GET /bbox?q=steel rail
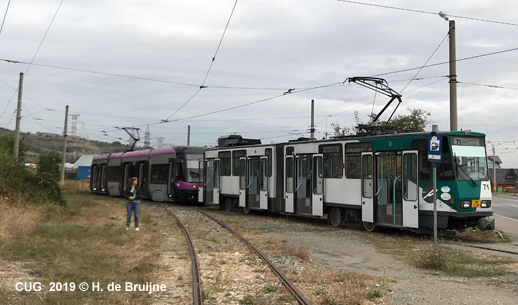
[163,206,203,305]
[197,209,312,305]
[462,244,518,256]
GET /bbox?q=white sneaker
[135,227,139,231]
[126,227,129,231]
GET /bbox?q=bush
[0,151,65,206]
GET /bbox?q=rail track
[163,206,203,305]
[164,205,312,305]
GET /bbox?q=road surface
[491,194,518,242]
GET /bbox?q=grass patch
[0,190,162,304]
[413,246,513,277]
[455,227,506,243]
[263,283,279,293]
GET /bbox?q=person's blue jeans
[126,201,140,228]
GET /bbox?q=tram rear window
[108,166,121,182]
[412,139,454,181]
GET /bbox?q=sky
[1,0,518,165]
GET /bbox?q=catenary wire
[336,0,518,27]
[0,0,11,36]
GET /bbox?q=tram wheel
[329,208,342,227]
[242,206,250,214]
[363,221,376,232]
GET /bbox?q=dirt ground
[202,208,518,305]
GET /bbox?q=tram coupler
[477,217,495,231]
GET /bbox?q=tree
[368,108,431,133]
[330,123,354,137]
[0,133,30,161]
[37,151,62,182]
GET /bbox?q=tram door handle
[414,205,417,209]
[362,201,365,205]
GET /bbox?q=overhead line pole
[60,105,69,185]
[188,125,191,146]
[449,20,458,131]
[310,99,315,139]
[13,72,23,161]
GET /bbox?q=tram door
[123,163,133,193]
[197,159,204,203]
[285,155,295,213]
[205,159,214,204]
[375,152,403,226]
[169,159,176,201]
[312,154,324,216]
[239,157,247,207]
[260,157,268,210]
[361,152,374,223]
[138,161,148,198]
[213,159,220,205]
[296,155,312,215]
[402,151,419,228]
[100,164,107,193]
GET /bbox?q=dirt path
[206,209,518,305]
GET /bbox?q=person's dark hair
[129,177,138,185]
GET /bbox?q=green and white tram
[199,131,494,232]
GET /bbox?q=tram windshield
[451,137,488,182]
[186,154,203,182]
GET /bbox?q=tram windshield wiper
[454,155,477,186]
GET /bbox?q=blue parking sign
[427,136,442,162]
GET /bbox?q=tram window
[150,164,168,184]
[286,157,294,193]
[345,143,372,179]
[232,150,246,176]
[219,151,231,176]
[265,148,273,177]
[286,147,294,155]
[108,166,121,182]
[320,144,343,178]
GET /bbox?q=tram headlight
[460,201,471,208]
[481,200,491,208]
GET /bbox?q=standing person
[124,177,142,231]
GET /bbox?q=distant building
[488,168,518,190]
[487,155,502,169]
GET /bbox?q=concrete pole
[433,162,438,253]
[491,144,498,193]
[310,99,315,139]
[187,125,191,146]
[13,73,24,161]
[449,20,458,131]
[60,105,69,185]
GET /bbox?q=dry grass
[261,239,310,260]
[0,200,40,243]
[288,263,394,305]
[61,180,90,192]
[0,191,163,305]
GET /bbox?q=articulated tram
[199,132,494,232]
[90,146,206,203]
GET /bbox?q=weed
[263,283,279,293]
[366,289,382,299]
[239,296,254,305]
[278,294,296,302]
[177,275,183,281]
[413,246,513,277]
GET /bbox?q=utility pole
[13,73,24,161]
[60,105,69,185]
[487,141,498,192]
[187,125,191,146]
[449,20,458,131]
[310,99,315,139]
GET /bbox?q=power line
[165,0,240,121]
[458,82,518,91]
[400,32,449,93]
[373,46,518,77]
[25,0,65,75]
[201,0,239,87]
[336,0,518,27]
[0,0,11,36]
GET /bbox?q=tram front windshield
[186,154,203,182]
[451,137,488,182]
